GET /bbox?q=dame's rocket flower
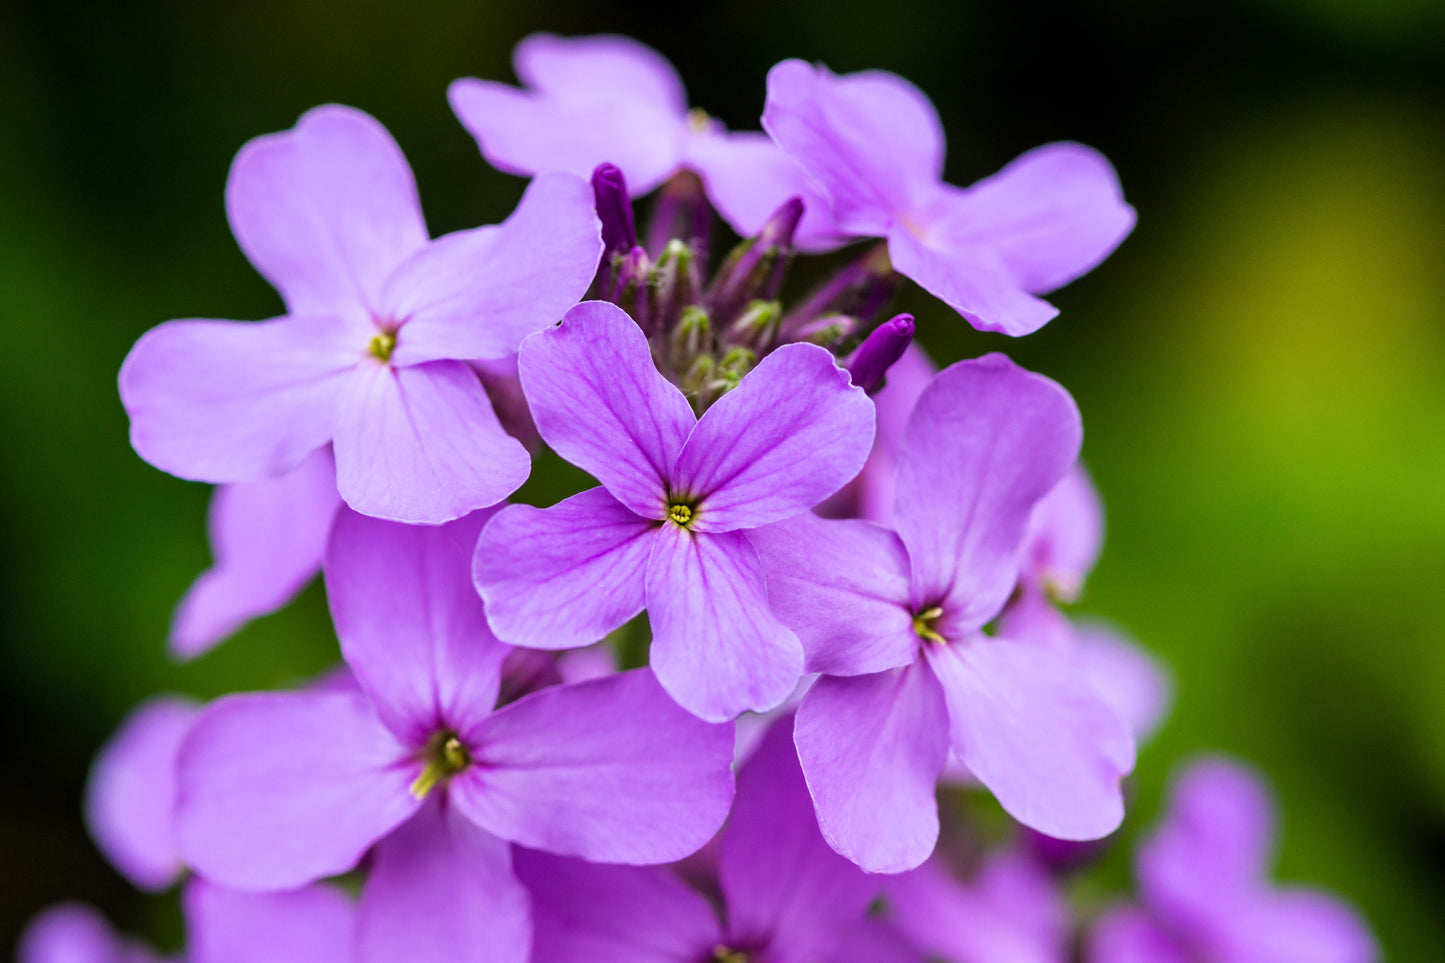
[762,60,1135,336]
[1089,757,1378,963]
[449,33,844,251]
[751,354,1135,871]
[19,881,354,963]
[168,447,340,658]
[516,714,920,963]
[84,695,199,891]
[473,300,874,722]
[174,510,733,963]
[884,851,1069,963]
[120,105,601,524]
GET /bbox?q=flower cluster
[24,33,1378,963]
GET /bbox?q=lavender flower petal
[120,314,364,483]
[474,488,657,650]
[226,105,428,323]
[518,301,694,517]
[175,691,419,889]
[325,509,509,746]
[672,343,874,533]
[452,669,734,863]
[795,664,950,873]
[356,800,530,963]
[924,636,1134,841]
[645,527,804,722]
[750,513,916,677]
[170,448,339,658]
[332,360,529,523]
[184,879,355,963]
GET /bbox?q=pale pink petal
[18,904,159,963]
[925,637,1134,841]
[894,354,1081,630]
[1021,462,1104,601]
[174,691,419,890]
[383,173,601,365]
[750,513,917,677]
[1087,906,1190,963]
[226,105,428,322]
[184,879,355,963]
[1225,889,1379,963]
[473,488,658,650]
[120,315,363,483]
[763,60,944,235]
[452,669,734,863]
[325,509,508,745]
[515,33,688,114]
[831,341,935,525]
[824,919,924,963]
[515,849,723,963]
[795,664,949,873]
[332,360,529,523]
[84,696,199,891]
[1076,620,1173,744]
[170,447,339,658]
[357,800,530,963]
[518,300,694,516]
[646,527,804,722]
[672,343,874,533]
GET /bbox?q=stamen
[687,107,712,132]
[408,733,471,799]
[711,946,749,963]
[911,606,946,644]
[668,503,694,527]
[368,331,396,363]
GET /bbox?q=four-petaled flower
[473,300,875,722]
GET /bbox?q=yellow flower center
[911,606,946,644]
[409,732,471,799]
[368,330,396,363]
[668,503,694,527]
[711,947,749,963]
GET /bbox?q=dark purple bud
[846,314,914,394]
[591,163,636,262]
[780,241,897,339]
[646,170,713,261]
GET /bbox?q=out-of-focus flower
[517,713,921,963]
[174,510,733,963]
[753,354,1134,871]
[120,106,601,523]
[1089,757,1378,963]
[449,34,845,250]
[763,60,1134,335]
[474,300,873,722]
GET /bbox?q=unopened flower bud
[646,170,712,259]
[792,313,857,350]
[708,198,802,325]
[727,299,782,352]
[669,305,713,372]
[846,314,914,394]
[652,238,701,334]
[780,242,897,339]
[611,246,652,333]
[591,163,637,268]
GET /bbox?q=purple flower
[120,105,602,523]
[1002,465,1173,743]
[763,60,1136,335]
[751,354,1135,871]
[448,34,845,251]
[169,447,340,658]
[1089,757,1378,963]
[885,851,1069,963]
[84,695,199,890]
[472,300,875,722]
[174,508,733,963]
[19,882,354,963]
[514,713,921,963]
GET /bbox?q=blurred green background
[2,0,1443,957]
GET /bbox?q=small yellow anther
[912,606,946,644]
[668,503,694,527]
[368,331,396,363]
[409,732,471,799]
[687,108,712,133]
[711,946,749,963]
